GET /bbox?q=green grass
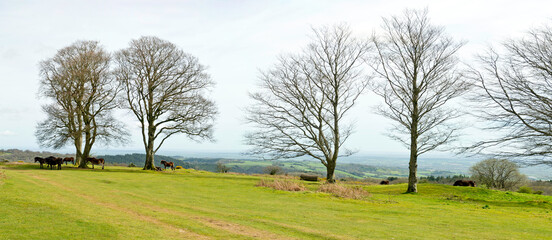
[0,163,551,239]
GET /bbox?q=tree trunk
[407,149,418,193]
[74,149,82,166]
[74,136,89,168]
[80,144,92,168]
[143,123,156,170]
[407,74,419,193]
[144,146,155,170]
[326,161,336,183]
[78,154,88,168]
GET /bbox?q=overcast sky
[1,0,551,156]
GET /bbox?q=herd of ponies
[32,156,176,171]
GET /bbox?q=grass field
[0,163,551,240]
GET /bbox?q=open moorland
[1,163,551,240]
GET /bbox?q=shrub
[470,158,527,190]
[534,190,544,195]
[216,162,231,173]
[263,165,282,175]
[318,183,370,200]
[256,179,306,192]
[128,163,136,167]
[175,166,183,169]
[517,186,533,194]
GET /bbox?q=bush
[128,163,136,167]
[216,162,231,173]
[175,166,183,169]
[256,179,306,192]
[470,158,527,190]
[517,186,533,194]
[534,190,544,195]
[318,183,370,200]
[263,165,282,175]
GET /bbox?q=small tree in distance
[115,36,217,170]
[264,165,282,175]
[470,158,527,190]
[216,162,231,173]
[246,24,371,183]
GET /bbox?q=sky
[1,0,551,156]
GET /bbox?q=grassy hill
[1,162,551,239]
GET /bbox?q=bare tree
[470,158,527,190]
[36,41,127,168]
[246,25,370,183]
[115,36,217,170]
[371,9,469,192]
[467,25,552,167]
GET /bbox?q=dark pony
[34,157,46,169]
[62,157,74,165]
[453,180,476,187]
[380,180,390,185]
[86,157,105,169]
[44,156,62,170]
[160,160,175,170]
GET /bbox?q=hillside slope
[0,163,551,239]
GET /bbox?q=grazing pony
[34,157,46,169]
[380,180,390,185]
[62,157,74,165]
[44,156,62,170]
[453,180,476,187]
[86,157,105,169]
[160,160,175,170]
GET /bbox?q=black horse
[34,157,46,169]
[453,180,476,187]
[44,156,62,170]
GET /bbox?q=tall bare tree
[467,25,552,167]
[115,36,217,170]
[371,9,469,193]
[36,41,127,167]
[246,25,370,183]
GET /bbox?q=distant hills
[3,148,549,179]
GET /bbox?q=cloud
[0,130,16,136]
